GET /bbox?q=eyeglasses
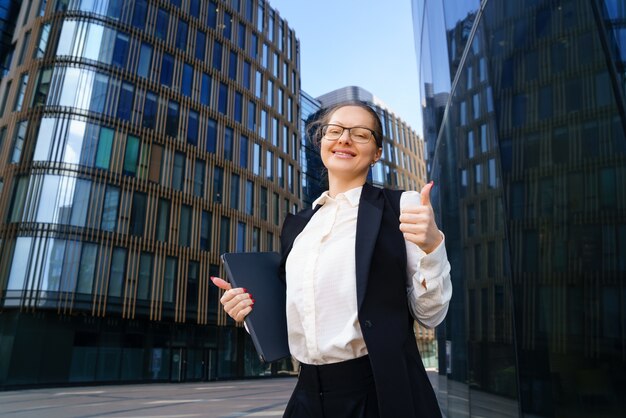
[321,124,376,144]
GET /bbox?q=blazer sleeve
[401,191,453,328]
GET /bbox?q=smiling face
[320,105,383,193]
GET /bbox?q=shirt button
[364,320,373,328]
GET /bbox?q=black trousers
[283,356,380,418]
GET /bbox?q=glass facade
[414,0,626,416]
[0,0,301,388]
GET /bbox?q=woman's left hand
[399,181,443,254]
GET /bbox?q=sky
[267,0,422,131]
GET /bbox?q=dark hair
[310,101,383,148]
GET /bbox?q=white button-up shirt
[285,186,452,365]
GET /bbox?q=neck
[328,173,367,197]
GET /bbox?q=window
[238,22,246,49]
[156,199,170,242]
[245,180,254,215]
[278,157,284,187]
[206,117,217,153]
[166,100,179,137]
[224,12,233,40]
[253,143,261,175]
[137,252,152,300]
[149,144,162,183]
[201,73,212,106]
[266,79,273,107]
[218,82,228,114]
[230,173,240,210]
[252,227,260,251]
[132,0,147,29]
[0,81,11,116]
[182,63,193,97]
[123,135,140,176]
[248,100,256,131]
[89,73,107,114]
[13,73,29,112]
[108,247,127,297]
[273,192,279,225]
[189,0,200,17]
[243,60,251,89]
[263,43,269,68]
[260,110,267,139]
[164,257,176,303]
[219,216,230,254]
[195,29,206,61]
[213,166,223,203]
[160,53,174,86]
[155,8,169,40]
[234,92,242,123]
[213,40,222,70]
[250,33,258,59]
[172,152,185,191]
[194,159,204,197]
[260,186,268,220]
[95,127,113,169]
[179,205,191,247]
[239,135,248,168]
[176,19,188,50]
[224,127,234,160]
[10,120,28,163]
[112,32,130,68]
[18,31,31,66]
[34,23,50,58]
[255,70,262,98]
[272,117,279,147]
[101,186,120,232]
[267,232,274,251]
[187,110,199,146]
[207,1,217,28]
[143,91,157,129]
[201,210,212,251]
[117,82,134,121]
[137,43,152,78]
[266,150,274,180]
[229,50,238,80]
[236,222,246,252]
[129,192,146,236]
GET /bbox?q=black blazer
[279,183,443,418]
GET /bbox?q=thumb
[420,181,434,206]
[210,276,232,290]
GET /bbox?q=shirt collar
[313,185,363,209]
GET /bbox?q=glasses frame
[321,124,376,144]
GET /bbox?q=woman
[212,101,452,417]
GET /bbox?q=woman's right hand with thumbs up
[210,276,254,322]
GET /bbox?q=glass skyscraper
[414,0,626,417]
[0,0,301,387]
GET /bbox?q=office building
[414,0,626,417]
[0,0,301,387]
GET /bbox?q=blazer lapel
[355,183,384,310]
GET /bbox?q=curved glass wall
[0,0,301,387]
[415,0,626,417]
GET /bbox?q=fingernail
[242,288,248,293]
[430,180,434,186]
[210,276,216,282]
[251,299,256,304]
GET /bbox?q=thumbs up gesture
[399,181,443,254]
